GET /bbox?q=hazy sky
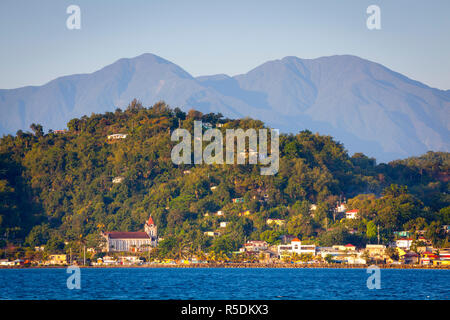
[1,0,449,90]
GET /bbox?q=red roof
[345,244,355,247]
[104,232,150,239]
[346,209,359,213]
[147,216,154,225]
[291,238,301,242]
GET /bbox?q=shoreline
[1,263,449,270]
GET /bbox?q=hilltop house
[107,133,128,140]
[335,203,347,213]
[102,216,157,252]
[239,210,251,217]
[112,176,124,184]
[232,197,244,203]
[204,231,220,237]
[345,209,359,219]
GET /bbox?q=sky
[0,0,449,90]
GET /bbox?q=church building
[102,216,158,252]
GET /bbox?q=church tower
[144,215,157,240]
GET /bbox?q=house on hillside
[219,221,229,228]
[345,209,359,219]
[266,219,286,227]
[232,198,244,203]
[204,231,220,237]
[112,176,124,184]
[239,210,251,217]
[396,238,413,250]
[107,133,128,140]
[335,203,347,213]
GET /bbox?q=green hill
[0,100,448,259]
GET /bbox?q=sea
[0,268,448,300]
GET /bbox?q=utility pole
[377,225,380,245]
[83,245,86,266]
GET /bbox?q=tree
[30,123,44,137]
[324,254,334,264]
[25,224,51,247]
[366,221,377,242]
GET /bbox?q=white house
[112,176,124,184]
[277,238,316,256]
[396,238,414,250]
[241,240,268,253]
[107,133,128,140]
[336,203,347,213]
[204,231,220,237]
[345,209,359,219]
[219,221,229,228]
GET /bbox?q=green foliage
[0,100,448,255]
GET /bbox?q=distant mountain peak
[1,53,449,162]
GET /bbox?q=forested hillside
[0,100,448,258]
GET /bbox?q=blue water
[0,268,448,300]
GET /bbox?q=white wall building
[241,240,268,252]
[277,238,316,256]
[396,238,414,250]
[107,133,128,140]
[345,209,359,219]
[102,216,157,252]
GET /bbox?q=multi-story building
[278,238,316,258]
[241,240,268,253]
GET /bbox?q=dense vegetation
[0,100,448,260]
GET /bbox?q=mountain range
[1,53,449,162]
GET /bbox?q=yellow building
[47,254,68,265]
[433,259,450,266]
[266,219,286,227]
[239,210,251,217]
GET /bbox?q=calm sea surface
[0,268,448,300]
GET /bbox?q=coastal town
[1,106,448,271]
[1,204,449,268]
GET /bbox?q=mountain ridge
[1,53,449,163]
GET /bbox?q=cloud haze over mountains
[0,53,449,162]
